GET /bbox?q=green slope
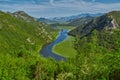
[0,10,54,54]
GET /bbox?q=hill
[0,10,61,80]
[68,11,120,80]
[69,11,120,38]
[0,10,54,54]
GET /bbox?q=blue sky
[0,0,120,18]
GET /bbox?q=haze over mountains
[38,13,103,24]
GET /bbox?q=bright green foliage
[74,28,120,80]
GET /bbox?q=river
[40,29,69,61]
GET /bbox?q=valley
[0,9,120,80]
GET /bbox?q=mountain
[50,13,103,23]
[37,13,103,24]
[12,11,37,22]
[12,11,54,32]
[67,16,93,27]
[69,11,120,38]
[38,18,57,24]
[0,10,54,54]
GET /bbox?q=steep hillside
[69,11,120,38]
[69,11,120,53]
[0,10,54,54]
[12,11,54,32]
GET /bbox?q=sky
[0,0,120,18]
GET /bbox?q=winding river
[40,29,69,61]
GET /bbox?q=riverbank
[40,29,68,61]
[53,36,77,58]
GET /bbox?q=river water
[40,29,69,61]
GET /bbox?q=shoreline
[40,29,68,61]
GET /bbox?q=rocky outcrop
[105,15,119,30]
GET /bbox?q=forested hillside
[68,11,120,80]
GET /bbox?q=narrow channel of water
[40,29,69,61]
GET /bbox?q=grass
[53,36,77,58]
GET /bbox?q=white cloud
[0,0,120,17]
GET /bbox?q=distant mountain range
[38,13,104,24]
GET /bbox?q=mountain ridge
[51,13,103,22]
[69,11,120,38]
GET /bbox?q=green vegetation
[0,10,54,54]
[0,10,120,80]
[73,28,120,80]
[68,11,120,80]
[53,37,77,57]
